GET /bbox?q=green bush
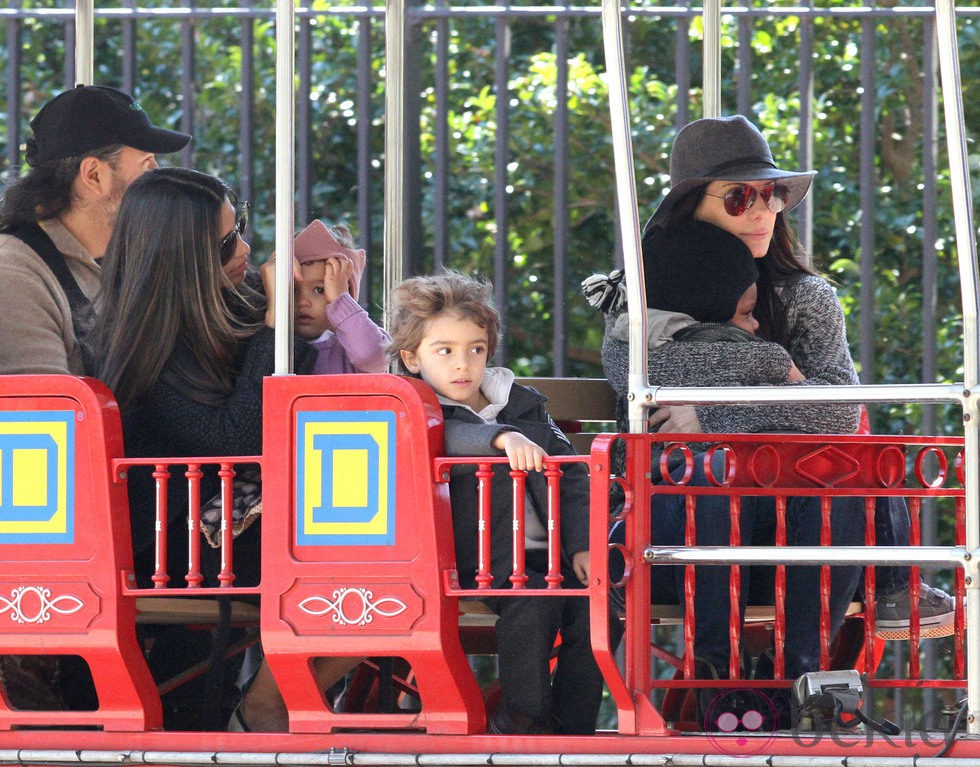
[0,1,975,436]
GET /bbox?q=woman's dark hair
[0,145,124,229]
[91,167,262,409]
[642,184,819,348]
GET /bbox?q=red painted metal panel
[0,375,161,731]
[259,373,485,734]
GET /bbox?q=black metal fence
[0,2,976,384]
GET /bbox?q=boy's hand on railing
[572,550,590,585]
[492,430,546,472]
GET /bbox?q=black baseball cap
[25,84,191,167]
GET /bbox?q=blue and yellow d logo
[296,411,395,546]
[0,411,75,544]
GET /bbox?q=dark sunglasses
[219,201,250,265]
[703,183,789,217]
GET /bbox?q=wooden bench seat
[518,377,617,454]
[648,601,865,625]
[135,596,261,625]
[460,598,864,627]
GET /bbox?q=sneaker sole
[875,615,957,641]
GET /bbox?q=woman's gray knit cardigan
[601,274,861,435]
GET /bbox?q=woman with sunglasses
[599,115,884,728]
[91,167,310,588]
[92,167,356,732]
[90,167,311,726]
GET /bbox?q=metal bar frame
[273,0,296,375]
[34,0,980,743]
[599,0,977,736]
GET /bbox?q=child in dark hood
[585,218,805,388]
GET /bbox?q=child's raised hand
[259,252,302,327]
[572,550,590,585]
[323,256,354,304]
[492,431,546,472]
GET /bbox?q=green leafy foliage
[0,2,974,424]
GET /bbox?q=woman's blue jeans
[650,454,866,678]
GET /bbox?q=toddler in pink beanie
[293,220,390,375]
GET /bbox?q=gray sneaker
[875,581,957,640]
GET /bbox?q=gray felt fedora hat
[645,114,816,229]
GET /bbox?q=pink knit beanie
[293,219,366,300]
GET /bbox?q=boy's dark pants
[481,556,622,734]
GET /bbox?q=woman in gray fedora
[597,114,954,727]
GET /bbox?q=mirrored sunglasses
[219,201,250,265]
[704,183,789,217]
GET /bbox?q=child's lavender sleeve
[326,293,392,373]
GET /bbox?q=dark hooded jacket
[440,380,590,589]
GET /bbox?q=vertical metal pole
[356,13,373,303]
[920,15,939,713]
[75,0,94,86]
[65,10,76,87]
[935,0,980,735]
[493,16,511,364]
[601,0,646,434]
[797,2,815,259]
[735,15,750,116]
[383,0,406,329]
[674,14,690,129]
[858,15,876,385]
[552,15,569,377]
[274,0,296,375]
[240,0,256,209]
[122,0,136,94]
[402,3,425,280]
[701,0,721,118]
[297,14,312,224]
[434,9,450,272]
[180,9,195,168]
[6,7,22,173]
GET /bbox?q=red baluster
[863,496,877,674]
[217,462,236,587]
[152,463,171,588]
[954,496,965,679]
[728,495,741,680]
[545,461,563,589]
[773,495,786,679]
[475,462,493,589]
[909,497,922,676]
[683,494,696,681]
[510,469,529,589]
[819,497,831,670]
[185,463,204,588]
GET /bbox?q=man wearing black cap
[0,84,191,375]
[0,85,190,712]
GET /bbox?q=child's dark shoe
[488,705,556,735]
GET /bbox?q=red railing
[112,455,263,596]
[590,432,966,732]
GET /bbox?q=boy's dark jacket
[440,382,590,589]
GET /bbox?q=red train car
[0,0,977,764]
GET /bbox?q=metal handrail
[273,0,296,376]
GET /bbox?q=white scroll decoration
[298,587,407,627]
[0,586,84,624]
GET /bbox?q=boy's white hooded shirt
[437,366,548,549]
